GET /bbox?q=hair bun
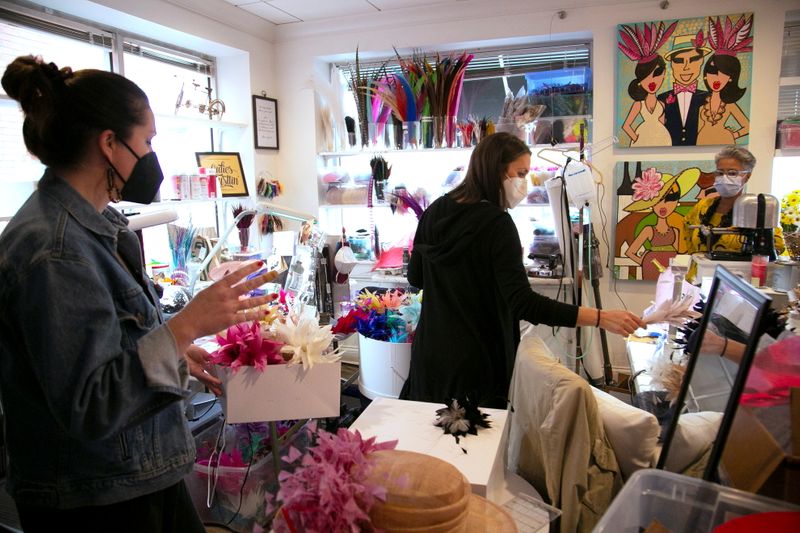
[43,61,73,87]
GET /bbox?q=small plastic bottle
[206,167,218,198]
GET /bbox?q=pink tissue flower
[211,321,284,372]
[666,93,676,104]
[632,167,663,201]
[270,424,397,532]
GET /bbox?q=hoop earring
[107,166,122,203]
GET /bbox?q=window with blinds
[778,20,800,121]
[0,3,217,219]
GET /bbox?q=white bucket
[357,334,412,399]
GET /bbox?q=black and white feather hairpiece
[434,397,491,453]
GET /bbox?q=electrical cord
[225,425,255,527]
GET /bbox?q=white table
[349,397,509,502]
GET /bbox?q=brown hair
[2,55,150,169]
[449,132,531,208]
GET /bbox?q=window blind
[337,42,591,83]
[778,21,800,120]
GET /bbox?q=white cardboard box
[349,397,509,502]
[215,362,341,423]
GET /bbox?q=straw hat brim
[465,494,518,533]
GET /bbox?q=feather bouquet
[348,48,388,148]
[370,155,391,201]
[232,204,255,252]
[268,422,398,533]
[422,51,474,147]
[333,289,422,343]
[497,86,546,139]
[167,223,196,276]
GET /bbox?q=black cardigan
[399,194,578,407]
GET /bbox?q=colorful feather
[707,14,753,56]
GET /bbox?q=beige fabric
[507,334,622,533]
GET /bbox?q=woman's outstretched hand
[168,261,279,353]
[185,344,223,396]
[599,309,646,336]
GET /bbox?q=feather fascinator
[707,14,753,56]
[434,397,491,453]
[618,20,678,63]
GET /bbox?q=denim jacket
[0,170,194,508]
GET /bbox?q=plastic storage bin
[779,120,800,149]
[593,469,800,533]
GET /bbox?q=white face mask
[714,175,745,198]
[503,176,527,208]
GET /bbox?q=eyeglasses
[714,169,750,178]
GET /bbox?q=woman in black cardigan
[400,133,644,408]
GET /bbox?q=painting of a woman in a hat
[622,166,701,279]
[696,14,753,145]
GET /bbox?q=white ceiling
[222,0,469,25]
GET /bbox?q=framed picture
[252,94,279,150]
[195,152,248,197]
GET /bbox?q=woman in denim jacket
[0,56,277,532]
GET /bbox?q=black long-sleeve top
[399,194,579,407]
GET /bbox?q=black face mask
[109,139,164,204]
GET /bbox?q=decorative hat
[707,14,753,57]
[664,32,712,60]
[624,167,701,212]
[334,243,357,284]
[365,450,518,532]
[618,20,678,63]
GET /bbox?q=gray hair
[715,145,756,171]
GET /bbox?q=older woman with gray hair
[683,145,784,255]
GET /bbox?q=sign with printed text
[195,152,248,197]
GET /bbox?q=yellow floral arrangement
[781,189,800,234]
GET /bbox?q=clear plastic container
[593,469,800,533]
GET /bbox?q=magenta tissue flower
[270,424,398,532]
[632,167,663,201]
[211,321,285,372]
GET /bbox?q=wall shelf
[318,142,582,159]
[154,113,248,131]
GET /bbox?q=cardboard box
[720,390,799,504]
[349,397,509,503]
[215,362,341,423]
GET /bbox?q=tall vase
[402,121,421,150]
[421,116,433,148]
[445,115,457,148]
[432,116,446,148]
[238,227,250,252]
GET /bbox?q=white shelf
[779,76,800,86]
[775,148,800,157]
[318,142,582,159]
[154,112,248,131]
[318,146,473,158]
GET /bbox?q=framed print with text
[252,95,279,149]
[195,152,248,197]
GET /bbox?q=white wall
[273,0,794,373]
